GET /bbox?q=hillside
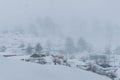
[0,56,111,80]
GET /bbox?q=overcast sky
[0,0,119,26]
[0,0,120,48]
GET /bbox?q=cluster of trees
[21,37,91,56]
[65,37,92,55]
[89,54,111,68]
[25,43,43,55]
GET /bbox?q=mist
[0,0,120,49]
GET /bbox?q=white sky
[0,0,119,25]
[0,0,120,48]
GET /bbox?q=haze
[0,0,120,49]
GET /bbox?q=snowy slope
[0,56,111,80]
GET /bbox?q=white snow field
[0,56,111,80]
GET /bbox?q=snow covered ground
[0,55,111,80]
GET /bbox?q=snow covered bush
[29,53,47,64]
[52,55,66,65]
[53,57,61,65]
[37,58,47,64]
[81,62,117,79]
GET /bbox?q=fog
[0,0,120,49]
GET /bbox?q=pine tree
[65,37,76,54]
[26,44,33,55]
[77,37,88,53]
[103,47,112,66]
[34,43,43,54]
